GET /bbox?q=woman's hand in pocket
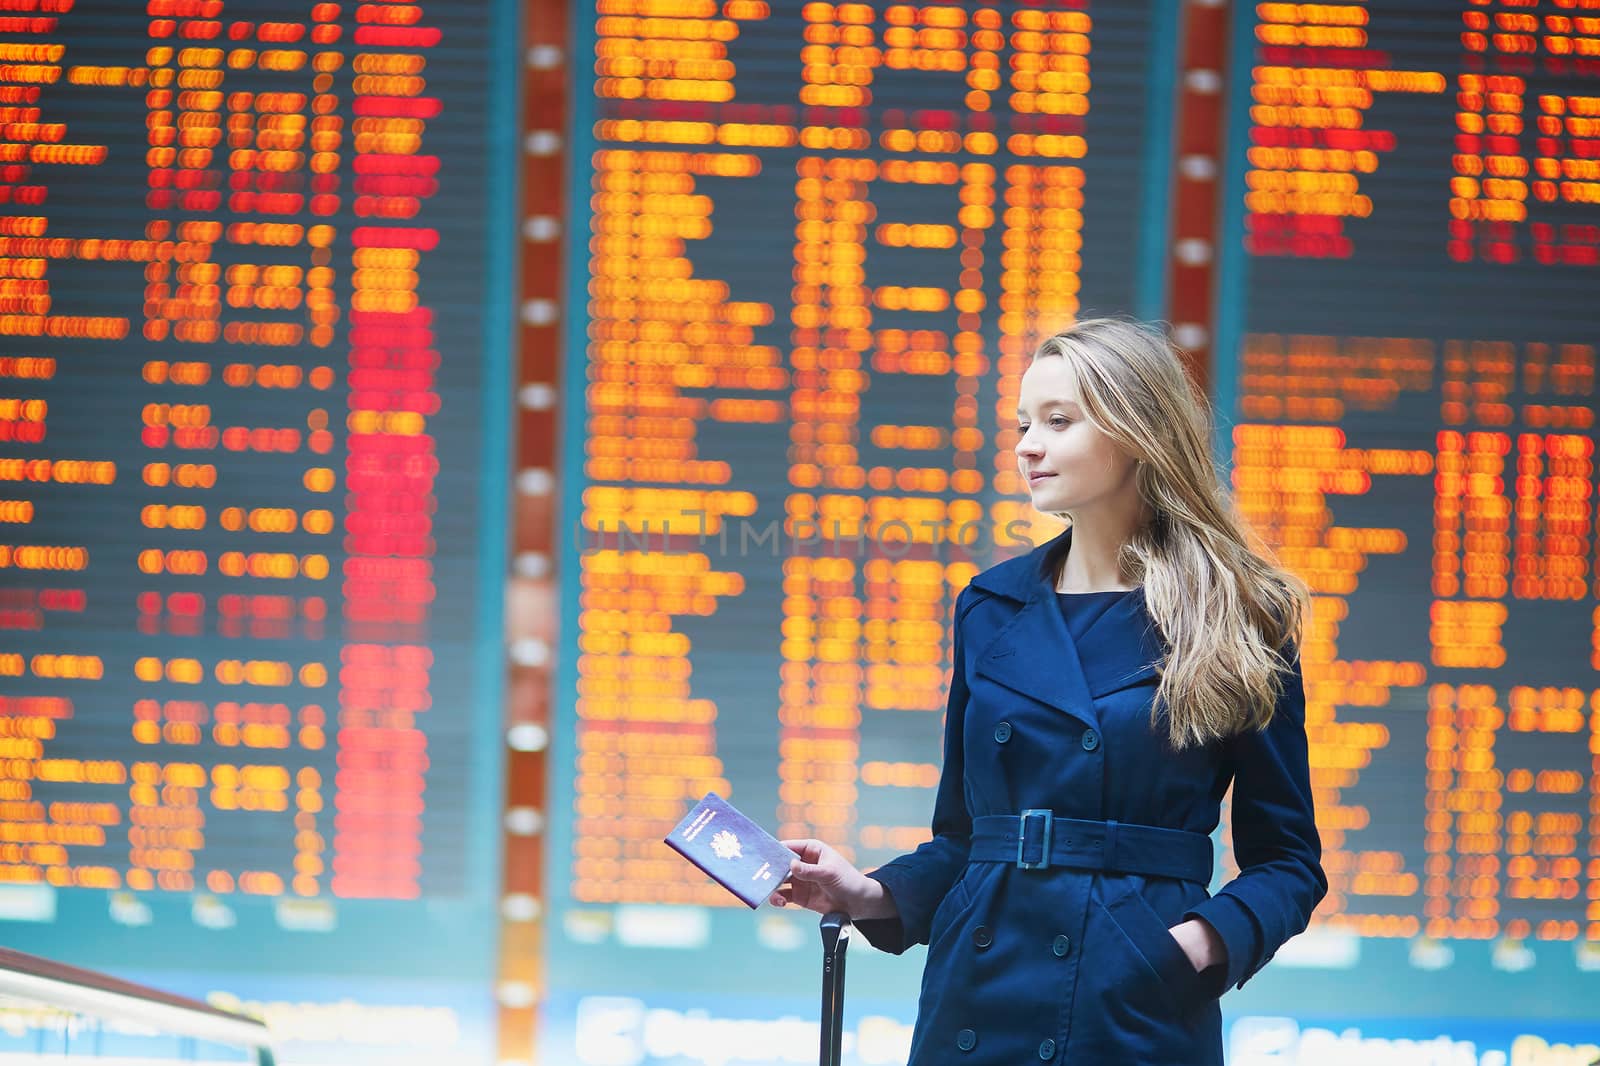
[769,838,899,921]
[1168,918,1226,973]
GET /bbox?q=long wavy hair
[1031,317,1309,750]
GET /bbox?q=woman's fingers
[788,852,838,881]
[780,838,830,864]
[773,838,856,914]
[768,875,821,913]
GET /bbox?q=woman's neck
[1056,520,1140,593]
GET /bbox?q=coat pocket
[1102,888,1206,1013]
[926,867,977,947]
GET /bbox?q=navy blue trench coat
[854,528,1327,1065]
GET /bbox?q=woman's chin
[1029,481,1066,500]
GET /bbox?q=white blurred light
[518,382,556,410]
[521,299,558,326]
[523,216,561,242]
[502,894,543,922]
[497,981,538,1009]
[506,806,547,836]
[516,468,554,495]
[1184,69,1222,94]
[1273,927,1360,969]
[1174,238,1212,266]
[509,638,550,668]
[525,130,562,156]
[526,44,563,69]
[1179,154,1217,181]
[1173,324,1210,350]
[513,551,551,579]
[616,905,710,948]
[508,723,550,752]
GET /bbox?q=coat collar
[968,527,1165,728]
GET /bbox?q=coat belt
[968,813,1214,884]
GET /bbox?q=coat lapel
[968,528,1098,730]
[967,527,1167,726]
[1076,591,1164,698]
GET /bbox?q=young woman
[771,318,1327,1064]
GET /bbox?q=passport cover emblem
[709,830,742,860]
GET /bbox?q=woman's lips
[1028,472,1055,483]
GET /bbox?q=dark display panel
[0,0,508,999]
[1222,0,1600,962]
[549,4,1599,1063]
[557,0,1164,914]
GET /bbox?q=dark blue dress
[1056,588,1134,643]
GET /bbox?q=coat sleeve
[853,586,976,954]
[1182,644,1328,991]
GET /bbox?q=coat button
[1052,934,1071,957]
[1081,729,1100,751]
[1038,1038,1057,1060]
[972,925,992,949]
[993,721,1012,743]
[956,1028,977,1052]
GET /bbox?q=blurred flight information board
[0,0,506,966]
[553,4,1600,1050]
[1222,0,1600,962]
[557,0,1165,923]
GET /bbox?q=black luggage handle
[819,912,852,1066]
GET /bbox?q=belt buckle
[1016,809,1053,870]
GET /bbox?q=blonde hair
[1031,316,1309,750]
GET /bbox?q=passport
[663,792,797,909]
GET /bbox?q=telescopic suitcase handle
[819,912,852,1066]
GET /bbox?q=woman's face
[1014,354,1142,519]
